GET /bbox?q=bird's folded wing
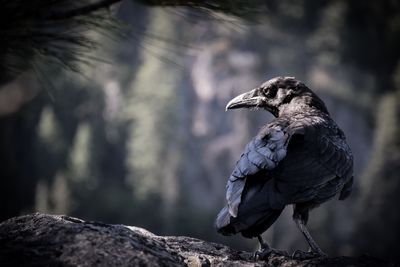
[272,126,354,203]
[225,123,354,218]
[226,126,292,217]
[317,135,353,180]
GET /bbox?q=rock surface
[0,213,396,266]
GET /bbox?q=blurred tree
[0,0,266,221]
[343,1,400,260]
[123,8,185,232]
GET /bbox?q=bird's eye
[263,85,277,98]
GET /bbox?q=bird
[215,76,353,259]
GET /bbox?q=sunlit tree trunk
[124,8,184,233]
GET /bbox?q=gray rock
[0,213,394,267]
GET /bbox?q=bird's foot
[292,249,327,260]
[254,247,271,261]
[254,248,289,261]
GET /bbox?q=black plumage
[216,76,353,258]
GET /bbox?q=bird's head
[225,76,328,117]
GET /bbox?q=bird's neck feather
[277,95,329,117]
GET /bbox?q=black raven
[215,76,353,259]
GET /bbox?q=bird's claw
[254,248,289,261]
[254,248,270,261]
[292,249,327,260]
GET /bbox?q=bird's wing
[226,126,294,217]
[273,123,353,204]
[225,121,353,218]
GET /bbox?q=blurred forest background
[1,0,400,262]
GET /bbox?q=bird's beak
[225,89,263,111]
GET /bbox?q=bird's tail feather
[215,206,235,235]
[215,204,283,238]
[240,208,283,238]
[216,178,285,237]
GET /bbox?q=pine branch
[45,0,122,20]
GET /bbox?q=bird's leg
[292,216,328,259]
[254,235,288,260]
[254,235,272,260]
